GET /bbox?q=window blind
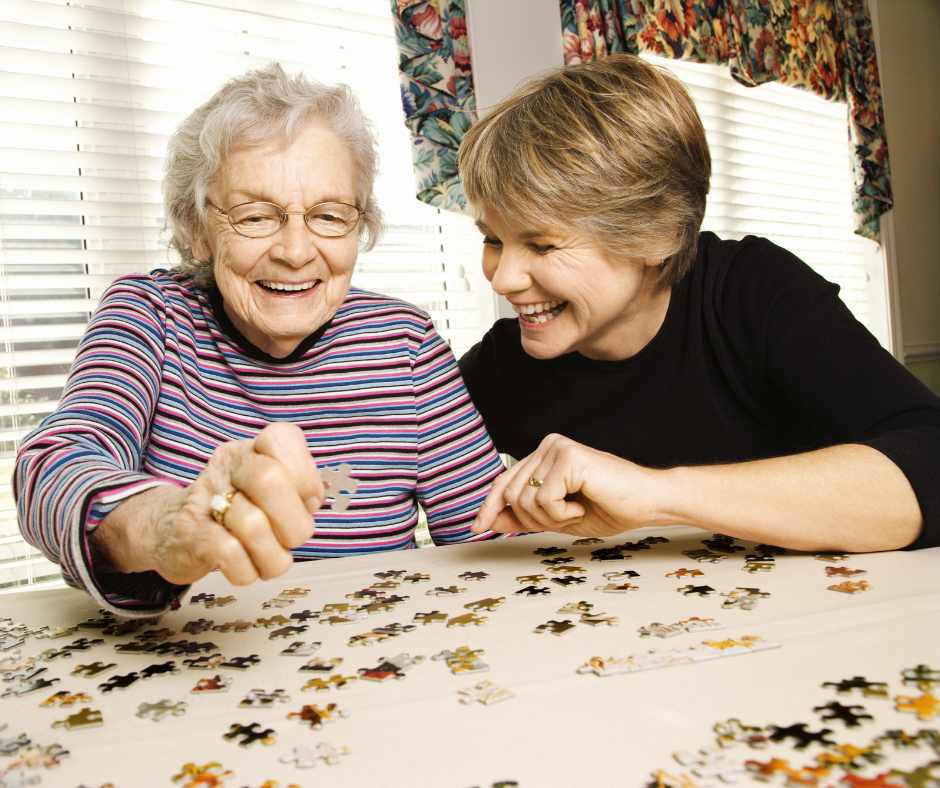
[648,56,881,331]
[0,0,485,591]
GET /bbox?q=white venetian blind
[647,56,883,332]
[0,0,486,591]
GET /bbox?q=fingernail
[470,516,481,532]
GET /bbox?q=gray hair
[163,63,384,287]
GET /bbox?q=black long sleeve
[460,233,940,550]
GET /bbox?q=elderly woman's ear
[192,236,211,265]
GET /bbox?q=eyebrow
[229,190,350,205]
[475,221,552,240]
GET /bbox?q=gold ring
[210,490,236,526]
[527,477,543,488]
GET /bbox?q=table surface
[1,526,938,788]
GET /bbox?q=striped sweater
[15,271,504,614]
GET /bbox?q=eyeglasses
[206,199,363,239]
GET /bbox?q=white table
[1,526,938,788]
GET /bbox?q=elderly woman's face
[194,123,359,358]
[477,207,670,362]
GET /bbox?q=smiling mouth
[512,300,568,324]
[257,280,319,293]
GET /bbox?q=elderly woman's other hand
[471,433,664,537]
[91,422,325,586]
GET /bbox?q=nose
[485,245,531,296]
[272,214,318,268]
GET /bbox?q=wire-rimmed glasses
[206,199,363,239]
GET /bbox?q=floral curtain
[389,0,890,242]
[559,0,891,243]
[389,0,474,212]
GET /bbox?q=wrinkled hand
[113,422,324,586]
[470,433,663,538]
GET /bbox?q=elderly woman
[458,55,940,552]
[15,64,503,614]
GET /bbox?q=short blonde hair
[164,63,384,287]
[458,54,710,287]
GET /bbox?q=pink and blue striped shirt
[15,270,504,614]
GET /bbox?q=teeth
[513,300,561,315]
[513,300,567,324]
[259,280,316,292]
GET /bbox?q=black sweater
[459,233,940,550]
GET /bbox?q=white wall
[871,0,940,370]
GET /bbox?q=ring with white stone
[209,490,236,526]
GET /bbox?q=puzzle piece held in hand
[320,464,358,512]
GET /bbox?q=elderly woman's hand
[470,433,665,538]
[91,422,325,586]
